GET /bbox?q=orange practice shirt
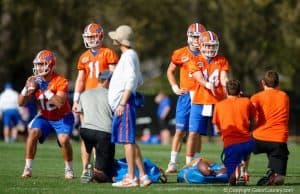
[213,97,256,148]
[189,55,229,104]
[77,46,118,90]
[251,89,289,143]
[171,46,202,91]
[34,73,71,120]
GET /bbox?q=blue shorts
[111,95,136,144]
[2,109,22,128]
[28,112,74,144]
[189,104,215,135]
[222,139,254,178]
[175,93,191,130]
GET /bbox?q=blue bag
[113,158,167,183]
[177,158,228,184]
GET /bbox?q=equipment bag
[177,157,228,184]
[113,158,167,183]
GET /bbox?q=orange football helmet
[199,31,219,58]
[33,50,56,76]
[187,23,206,49]
[82,23,104,48]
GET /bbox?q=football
[93,169,109,183]
[197,159,213,176]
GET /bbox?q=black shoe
[256,169,275,186]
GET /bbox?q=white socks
[65,161,73,170]
[170,151,178,163]
[25,159,33,168]
[186,156,193,164]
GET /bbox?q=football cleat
[139,174,152,187]
[235,161,247,186]
[65,168,74,179]
[165,161,177,173]
[80,163,93,183]
[21,167,32,178]
[257,169,276,186]
[112,175,139,187]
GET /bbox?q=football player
[72,23,119,178]
[19,50,75,179]
[166,23,206,173]
[187,31,230,165]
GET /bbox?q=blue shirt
[156,97,171,118]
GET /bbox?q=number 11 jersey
[77,46,119,90]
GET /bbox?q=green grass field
[0,138,299,194]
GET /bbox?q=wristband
[73,92,80,102]
[205,82,212,90]
[44,90,54,100]
[171,84,180,94]
[21,87,28,96]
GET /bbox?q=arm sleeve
[106,49,119,64]
[124,54,139,91]
[55,78,69,93]
[77,54,86,70]
[221,57,230,71]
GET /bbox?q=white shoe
[65,168,74,179]
[112,175,139,187]
[21,167,32,178]
[139,174,152,187]
[165,161,177,173]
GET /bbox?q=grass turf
[0,138,299,194]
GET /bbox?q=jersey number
[88,61,100,78]
[38,94,56,111]
[203,69,220,87]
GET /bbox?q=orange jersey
[34,73,71,120]
[171,46,202,91]
[77,46,118,90]
[189,55,229,104]
[213,97,256,148]
[251,89,289,143]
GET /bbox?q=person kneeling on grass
[251,70,290,186]
[212,79,256,186]
[76,70,115,183]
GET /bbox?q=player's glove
[35,76,49,91]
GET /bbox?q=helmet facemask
[82,33,103,48]
[32,51,56,76]
[186,23,206,50]
[33,62,51,76]
[187,35,200,50]
[82,23,104,49]
[200,41,219,58]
